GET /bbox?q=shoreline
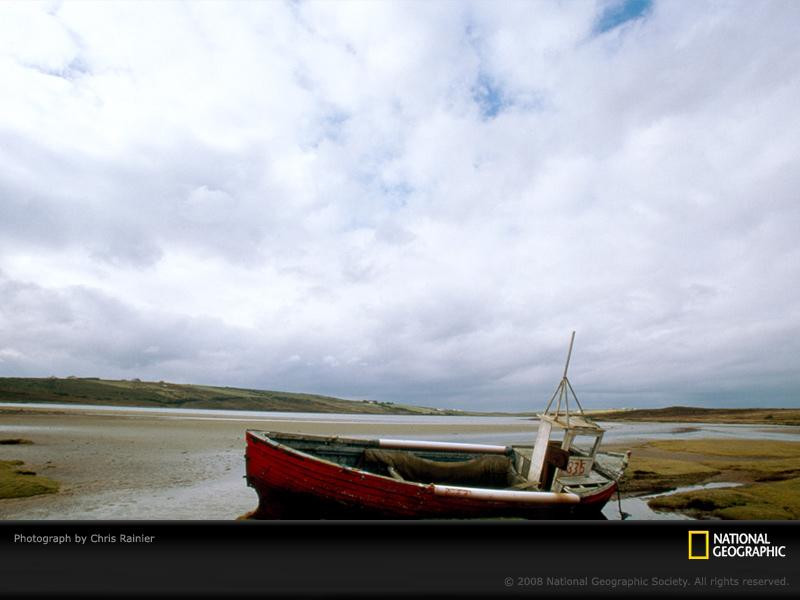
[6,401,799,426]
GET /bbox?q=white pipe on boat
[377,439,510,454]
[433,485,581,504]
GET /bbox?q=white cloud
[0,0,798,409]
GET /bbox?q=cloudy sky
[0,0,798,410]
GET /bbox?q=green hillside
[0,377,466,415]
[593,406,800,426]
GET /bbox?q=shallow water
[3,402,799,443]
[0,402,520,425]
[344,419,800,445]
[597,420,800,443]
[602,482,745,521]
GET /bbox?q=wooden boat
[245,332,630,519]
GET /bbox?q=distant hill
[594,406,800,426]
[0,377,470,416]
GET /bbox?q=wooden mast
[527,331,600,485]
[563,330,575,380]
[542,330,584,426]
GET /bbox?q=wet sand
[0,406,538,520]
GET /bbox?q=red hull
[245,431,617,519]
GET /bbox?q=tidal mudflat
[1,403,798,520]
[0,404,538,520]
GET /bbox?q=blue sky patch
[594,0,652,34]
[473,73,506,119]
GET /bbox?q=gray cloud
[0,1,798,410]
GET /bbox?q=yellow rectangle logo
[688,530,709,560]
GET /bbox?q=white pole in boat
[377,439,510,454]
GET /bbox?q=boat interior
[256,431,627,492]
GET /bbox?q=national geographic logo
[689,530,787,559]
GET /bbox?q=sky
[0,0,798,411]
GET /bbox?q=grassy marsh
[0,460,59,500]
[648,477,800,519]
[615,439,800,519]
